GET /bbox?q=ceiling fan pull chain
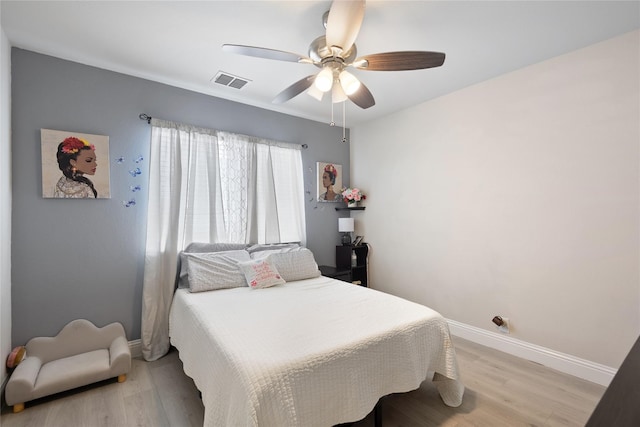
[330,101,335,127]
[342,102,347,143]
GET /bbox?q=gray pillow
[268,248,321,282]
[247,243,301,257]
[177,243,248,288]
[185,250,251,292]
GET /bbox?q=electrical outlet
[497,317,510,334]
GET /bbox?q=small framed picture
[353,236,364,246]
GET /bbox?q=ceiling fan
[222,0,446,110]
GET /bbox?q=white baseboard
[129,339,142,359]
[446,319,616,387]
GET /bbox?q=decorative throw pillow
[268,248,321,282]
[239,259,286,289]
[6,346,26,369]
[185,250,251,292]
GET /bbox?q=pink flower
[341,187,366,204]
[61,137,95,154]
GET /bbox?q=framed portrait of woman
[41,129,111,199]
[317,162,343,203]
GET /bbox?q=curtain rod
[138,113,308,149]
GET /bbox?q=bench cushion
[33,349,110,400]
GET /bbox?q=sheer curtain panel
[141,119,306,361]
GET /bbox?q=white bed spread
[169,275,464,427]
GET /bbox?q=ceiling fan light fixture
[314,67,334,92]
[339,70,360,95]
[332,80,348,103]
[307,84,324,101]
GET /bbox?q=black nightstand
[319,245,369,287]
[319,265,352,283]
[335,245,368,287]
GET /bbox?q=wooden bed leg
[374,400,382,427]
[117,374,127,383]
[13,403,25,413]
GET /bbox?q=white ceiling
[2,1,639,126]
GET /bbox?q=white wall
[351,30,639,370]
[0,15,12,387]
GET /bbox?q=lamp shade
[339,70,361,95]
[331,81,348,103]
[307,84,324,101]
[314,67,334,92]
[338,218,355,233]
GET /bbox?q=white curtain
[141,119,306,361]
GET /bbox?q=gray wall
[11,48,350,346]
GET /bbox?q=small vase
[348,201,358,208]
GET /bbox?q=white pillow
[268,248,321,282]
[238,259,286,289]
[185,250,251,292]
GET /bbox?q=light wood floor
[1,336,605,427]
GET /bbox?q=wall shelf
[335,206,365,211]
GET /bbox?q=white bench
[5,319,131,413]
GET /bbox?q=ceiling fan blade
[352,51,446,71]
[222,44,313,64]
[325,0,366,54]
[347,80,375,109]
[273,75,317,104]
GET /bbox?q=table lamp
[338,218,355,246]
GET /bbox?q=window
[146,120,306,249]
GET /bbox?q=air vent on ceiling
[212,71,250,89]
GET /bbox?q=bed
[169,243,464,427]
